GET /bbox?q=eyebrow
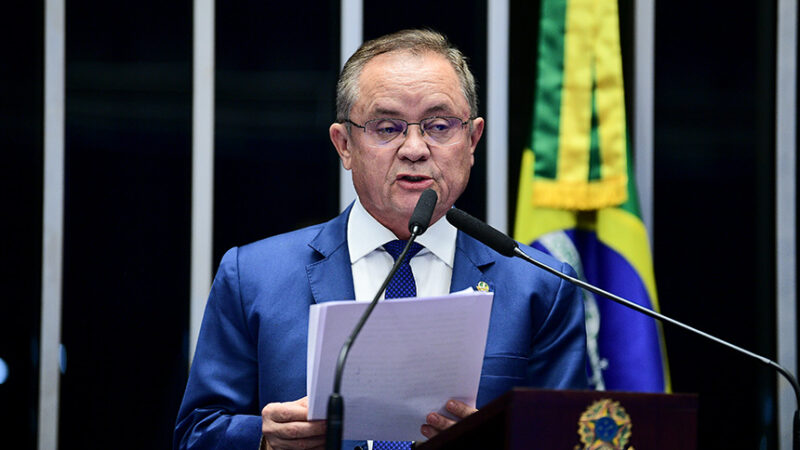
[373,107,401,117]
[422,104,453,116]
[370,104,456,118]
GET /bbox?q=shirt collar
[347,197,457,267]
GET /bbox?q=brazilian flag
[514,0,669,392]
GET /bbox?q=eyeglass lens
[365,117,464,146]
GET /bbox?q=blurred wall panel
[654,1,777,448]
[213,0,341,261]
[60,1,192,448]
[0,2,44,448]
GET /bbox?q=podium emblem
[576,398,633,450]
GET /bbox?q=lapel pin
[476,281,490,292]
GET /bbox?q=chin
[391,205,416,221]
[399,197,425,213]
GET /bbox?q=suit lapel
[306,205,356,303]
[307,212,494,301]
[450,231,497,293]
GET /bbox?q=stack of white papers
[307,291,494,441]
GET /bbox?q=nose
[397,124,430,161]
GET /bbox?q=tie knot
[383,240,424,262]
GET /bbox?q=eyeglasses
[344,116,472,147]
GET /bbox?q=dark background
[1,2,44,450]
[1,1,795,448]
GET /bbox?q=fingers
[420,413,455,439]
[262,397,326,450]
[264,434,325,450]
[420,399,478,439]
[444,399,478,419]
[263,418,326,440]
[262,397,310,424]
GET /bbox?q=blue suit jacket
[174,207,587,449]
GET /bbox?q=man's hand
[261,397,326,450]
[420,399,478,439]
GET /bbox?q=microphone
[408,188,438,235]
[326,189,438,450]
[446,207,800,450]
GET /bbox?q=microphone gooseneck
[446,207,800,450]
[326,189,438,450]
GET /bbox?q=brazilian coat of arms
[576,398,634,450]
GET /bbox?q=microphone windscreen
[446,208,518,257]
[408,188,438,235]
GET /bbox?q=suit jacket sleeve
[174,247,262,450]
[526,261,588,390]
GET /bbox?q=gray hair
[335,29,478,122]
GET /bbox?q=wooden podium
[414,388,697,449]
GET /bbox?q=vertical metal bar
[338,0,361,211]
[39,0,64,448]
[487,0,509,233]
[634,0,655,242]
[190,0,215,364]
[775,0,797,448]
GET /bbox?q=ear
[468,117,485,162]
[330,123,353,170]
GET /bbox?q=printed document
[306,291,493,441]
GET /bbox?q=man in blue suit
[175,29,587,450]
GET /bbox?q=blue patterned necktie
[372,441,412,450]
[382,240,423,299]
[373,240,422,450]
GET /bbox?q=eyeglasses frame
[343,116,475,147]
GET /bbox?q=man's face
[330,50,485,238]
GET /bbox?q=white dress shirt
[347,198,457,302]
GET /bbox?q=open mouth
[401,175,427,182]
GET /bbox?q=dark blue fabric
[174,205,588,449]
[373,441,412,450]
[382,240,423,299]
